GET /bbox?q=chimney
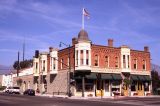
[144,46,149,52]
[35,50,39,58]
[72,37,77,46]
[108,39,113,47]
[49,47,53,52]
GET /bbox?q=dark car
[23,89,35,96]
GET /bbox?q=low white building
[1,74,13,87]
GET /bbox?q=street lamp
[59,42,71,97]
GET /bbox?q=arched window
[94,55,99,66]
[142,59,146,70]
[115,57,119,68]
[105,56,109,68]
[133,59,137,69]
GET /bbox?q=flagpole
[82,8,84,29]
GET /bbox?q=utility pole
[17,51,20,77]
[59,42,71,97]
[23,37,25,61]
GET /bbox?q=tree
[151,70,160,93]
[13,59,33,70]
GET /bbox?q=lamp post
[59,42,71,97]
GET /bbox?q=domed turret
[78,29,90,41]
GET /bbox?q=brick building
[32,29,151,97]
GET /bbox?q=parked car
[5,87,20,94]
[23,89,35,96]
[4,87,11,93]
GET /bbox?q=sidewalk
[35,93,126,100]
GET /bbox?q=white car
[5,87,20,94]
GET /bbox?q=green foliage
[151,70,160,92]
[17,78,23,86]
[123,78,131,85]
[13,59,33,70]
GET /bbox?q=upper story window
[76,50,78,66]
[105,56,109,68]
[142,59,146,70]
[35,62,38,73]
[128,55,130,68]
[133,59,137,69]
[53,58,56,70]
[80,50,83,65]
[94,55,99,66]
[86,50,89,65]
[35,62,38,69]
[43,60,45,71]
[115,57,119,68]
[123,55,126,68]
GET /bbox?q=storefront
[130,75,151,96]
[74,73,122,97]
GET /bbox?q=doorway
[96,80,104,96]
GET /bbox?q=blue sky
[0,0,160,66]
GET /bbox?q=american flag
[83,8,90,18]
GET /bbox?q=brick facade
[13,29,151,97]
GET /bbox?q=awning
[130,75,139,81]
[86,73,97,79]
[101,74,113,80]
[112,74,122,80]
[138,75,146,81]
[144,75,151,81]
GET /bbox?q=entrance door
[96,80,104,96]
[137,82,144,96]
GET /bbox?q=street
[0,93,160,106]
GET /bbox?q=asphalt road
[0,93,160,106]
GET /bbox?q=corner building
[33,29,151,97]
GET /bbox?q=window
[111,81,120,92]
[131,81,136,91]
[115,57,119,68]
[53,58,56,70]
[76,79,94,92]
[35,62,38,73]
[123,55,126,68]
[86,50,89,65]
[105,56,109,68]
[128,55,130,68]
[94,55,99,66]
[76,50,78,66]
[142,60,146,70]
[85,80,94,91]
[133,59,137,69]
[105,80,109,92]
[80,50,83,65]
[144,82,149,91]
[43,60,45,71]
